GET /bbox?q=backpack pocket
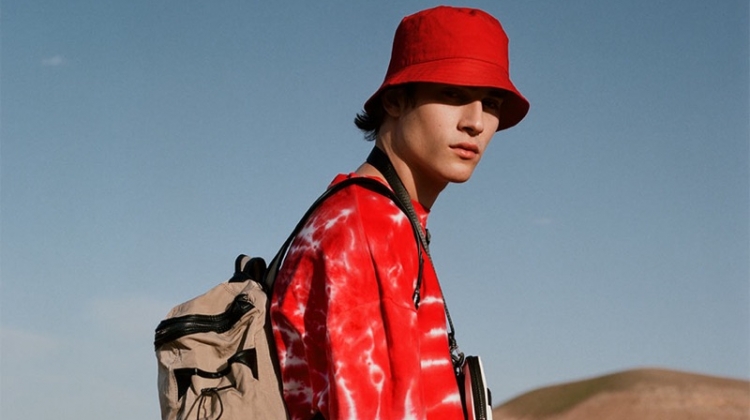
[155,279,287,420]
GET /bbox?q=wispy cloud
[533,217,553,226]
[41,55,66,67]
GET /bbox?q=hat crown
[388,7,510,77]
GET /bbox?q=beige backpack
[154,255,287,420]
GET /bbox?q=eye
[482,98,503,112]
[482,99,499,109]
[441,87,467,102]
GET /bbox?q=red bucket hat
[364,6,530,131]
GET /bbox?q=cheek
[485,114,501,133]
[404,111,443,143]
[415,103,453,128]
[479,133,495,153]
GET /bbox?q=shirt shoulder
[280,174,422,306]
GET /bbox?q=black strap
[173,348,258,400]
[365,146,464,373]
[262,176,424,307]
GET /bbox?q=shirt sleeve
[271,185,426,420]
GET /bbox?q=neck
[355,143,446,210]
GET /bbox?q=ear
[381,88,406,118]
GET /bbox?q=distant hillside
[493,368,749,420]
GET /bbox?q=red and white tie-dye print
[270,174,465,420]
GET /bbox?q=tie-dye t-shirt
[270,174,464,420]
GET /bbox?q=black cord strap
[366,147,431,252]
[366,146,464,373]
[195,385,230,420]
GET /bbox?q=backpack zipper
[154,294,254,350]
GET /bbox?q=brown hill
[493,368,749,420]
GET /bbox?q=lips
[450,143,480,159]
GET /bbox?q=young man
[270,6,529,420]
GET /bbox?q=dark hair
[354,84,417,142]
[354,103,384,142]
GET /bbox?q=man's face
[386,83,504,190]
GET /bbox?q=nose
[459,100,485,136]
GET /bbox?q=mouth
[450,143,480,159]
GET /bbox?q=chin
[446,172,474,184]
[445,166,477,184]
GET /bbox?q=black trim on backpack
[173,348,259,399]
[154,293,254,349]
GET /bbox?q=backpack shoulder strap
[262,175,424,298]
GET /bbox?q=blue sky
[2,1,748,419]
